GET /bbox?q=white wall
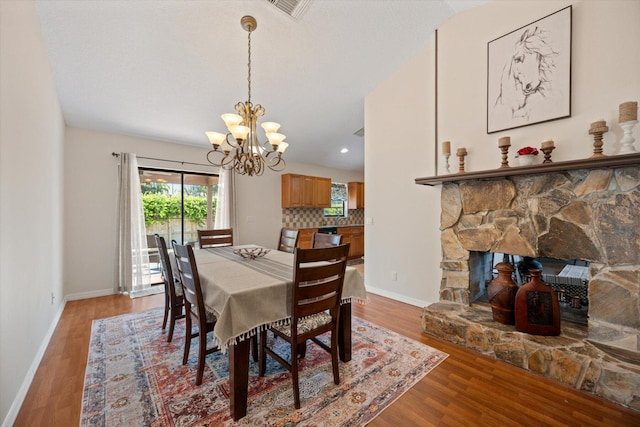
[364,0,640,307]
[438,0,640,167]
[0,1,65,424]
[64,127,217,299]
[365,43,442,307]
[64,127,363,299]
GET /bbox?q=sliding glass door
[139,168,219,283]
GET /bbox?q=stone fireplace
[420,164,640,411]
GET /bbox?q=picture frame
[487,6,572,134]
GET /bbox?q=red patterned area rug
[80,308,448,426]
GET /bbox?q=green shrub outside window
[142,194,215,227]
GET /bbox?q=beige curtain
[115,153,149,295]
[213,168,237,244]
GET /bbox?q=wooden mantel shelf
[415,153,640,186]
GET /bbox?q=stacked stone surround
[423,301,640,411]
[422,166,640,411]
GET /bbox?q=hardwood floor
[14,292,640,426]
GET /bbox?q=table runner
[193,246,367,352]
[207,246,294,281]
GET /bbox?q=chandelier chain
[247,29,252,104]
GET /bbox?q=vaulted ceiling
[35,0,486,172]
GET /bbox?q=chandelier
[205,15,288,176]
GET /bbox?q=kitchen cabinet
[296,228,317,249]
[302,175,314,206]
[282,174,303,207]
[348,182,365,209]
[282,174,331,208]
[314,177,332,207]
[340,226,364,259]
[295,226,363,257]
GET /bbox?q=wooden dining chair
[278,228,299,253]
[173,243,220,385]
[311,232,343,248]
[198,228,233,249]
[259,243,350,409]
[155,234,185,342]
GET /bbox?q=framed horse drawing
[487,6,571,134]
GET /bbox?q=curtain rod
[111,152,214,168]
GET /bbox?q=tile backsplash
[282,208,364,229]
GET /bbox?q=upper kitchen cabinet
[282,174,332,208]
[348,182,365,209]
[314,176,332,207]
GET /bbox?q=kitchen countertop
[304,224,364,230]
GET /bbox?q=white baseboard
[365,286,430,308]
[2,299,67,427]
[65,288,115,301]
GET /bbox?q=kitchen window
[323,182,347,218]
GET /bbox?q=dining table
[190,244,367,421]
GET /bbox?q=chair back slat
[312,232,343,248]
[278,228,299,253]
[297,263,344,282]
[198,229,233,249]
[298,278,342,301]
[297,294,339,318]
[173,243,205,317]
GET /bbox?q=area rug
[80,308,448,426]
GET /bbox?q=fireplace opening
[469,251,590,327]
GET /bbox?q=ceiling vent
[266,0,313,21]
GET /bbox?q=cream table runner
[193,245,367,352]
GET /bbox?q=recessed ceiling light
[340,148,349,154]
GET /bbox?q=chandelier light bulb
[206,131,226,148]
[221,113,243,129]
[261,122,281,133]
[230,125,250,140]
[266,132,286,147]
[277,141,289,153]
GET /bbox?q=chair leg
[297,342,307,358]
[331,331,340,385]
[167,310,176,342]
[162,291,169,330]
[258,330,267,377]
[183,315,192,365]
[196,325,207,385]
[292,340,301,409]
[251,335,258,362]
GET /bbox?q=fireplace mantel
[415,152,640,186]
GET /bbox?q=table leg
[338,302,352,362]
[229,339,250,421]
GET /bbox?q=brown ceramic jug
[486,261,518,325]
[515,269,560,335]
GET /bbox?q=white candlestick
[618,120,638,154]
[442,153,451,174]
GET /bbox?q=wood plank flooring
[14,292,640,426]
